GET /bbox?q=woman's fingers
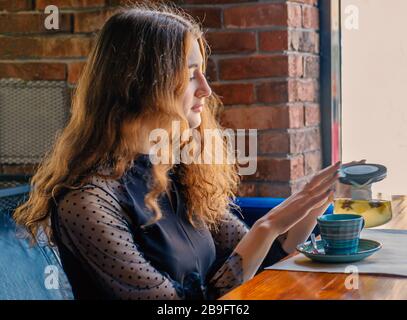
[300,163,340,209]
[273,186,334,233]
[305,188,333,210]
[302,160,366,197]
[266,160,367,234]
[344,159,366,166]
[306,161,341,192]
[312,171,338,196]
[316,166,339,190]
[288,172,336,212]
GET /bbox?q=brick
[304,103,320,126]
[288,103,304,128]
[289,0,318,6]
[303,5,319,29]
[183,7,221,28]
[0,62,66,80]
[179,0,256,4]
[304,55,319,78]
[289,0,318,5]
[257,79,317,104]
[289,79,319,102]
[220,105,303,130]
[236,182,257,197]
[256,81,289,104]
[0,36,95,58]
[288,54,303,77]
[254,155,304,182]
[224,3,287,28]
[304,127,321,151]
[68,61,86,84]
[290,130,306,154]
[287,3,302,28]
[0,12,72,34]
[258,130,290,154]
[290,30,319,53]
[206,58,217,82]
[291,154,305,180]
[211,83,254,105]
[290,127,321,153]
[304,150,322,175]
[259,31,288,52]
[246,157,284,181]
[306,32,319,53]
[221,106,277,130]
[36,0,105,9]
[258,182,292,198]
[74,9,117,33]
[289,31,301,51]
[205,31,256,54]
[219,55,302,81]
[0,0,33,11]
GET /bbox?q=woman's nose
[195,74,212,98]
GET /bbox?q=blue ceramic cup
[317,214,365,255]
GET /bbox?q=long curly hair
[13,2,241,245]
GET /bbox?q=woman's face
[182,39,212,129]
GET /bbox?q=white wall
[341,0,407,198]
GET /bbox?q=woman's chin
[187,116,201,129]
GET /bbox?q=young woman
[14,3,343,300]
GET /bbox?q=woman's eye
[189,71,206,81]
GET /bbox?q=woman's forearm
[233,219,280,282]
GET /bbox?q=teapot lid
[339,163,387,186]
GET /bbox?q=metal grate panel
[0,79,70,164]
[0,176,30,216]
[0,193,27,216]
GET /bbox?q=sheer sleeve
[207,211,289,298]
[56,182,185,300]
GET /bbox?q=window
[341,0,407,200]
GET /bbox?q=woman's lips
[191,104,203,112]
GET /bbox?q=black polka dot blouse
[51,155,288,300]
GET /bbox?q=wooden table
[220,211,407,300]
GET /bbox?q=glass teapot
[333,163,392,228]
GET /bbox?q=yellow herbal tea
[333,198,392,228]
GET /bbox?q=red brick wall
[0,0,322,198]
[0,0,117,84]
[178,0,321,197]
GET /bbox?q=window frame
[320,0,342,167]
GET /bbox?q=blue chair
[0,180,332,300]
[233,197,333,235]
[0,178,73,300]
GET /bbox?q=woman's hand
[279,185,336,253]
[334,159,367,198]
[233,160,365,279]
[234,161,340,280]
[270,159,366,253]
[256,161,341,236]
